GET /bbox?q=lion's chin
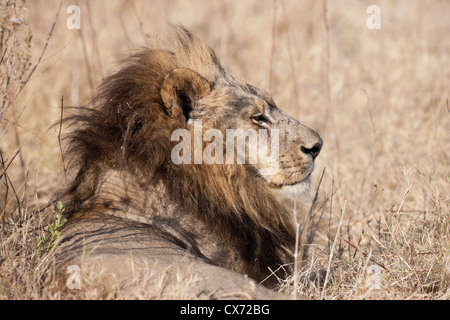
[273,176,311,200]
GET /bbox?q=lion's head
[162,65,322,199]
[57,25,322,290]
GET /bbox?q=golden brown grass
[1,0,449,300]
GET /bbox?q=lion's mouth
[266,162,315,190]
[272,175,312,199]
[267,173,311,190]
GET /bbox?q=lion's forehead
[212,84,276,113]
[225,94,256,111]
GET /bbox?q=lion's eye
[252,114,270,125]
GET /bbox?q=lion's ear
[161,68,211,120]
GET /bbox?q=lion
[47,25,322,299]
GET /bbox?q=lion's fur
[50,25,322,297]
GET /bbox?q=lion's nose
[300,140,323,160]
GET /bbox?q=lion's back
[51,215,283,299]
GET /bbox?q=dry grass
[1,0,449,300]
